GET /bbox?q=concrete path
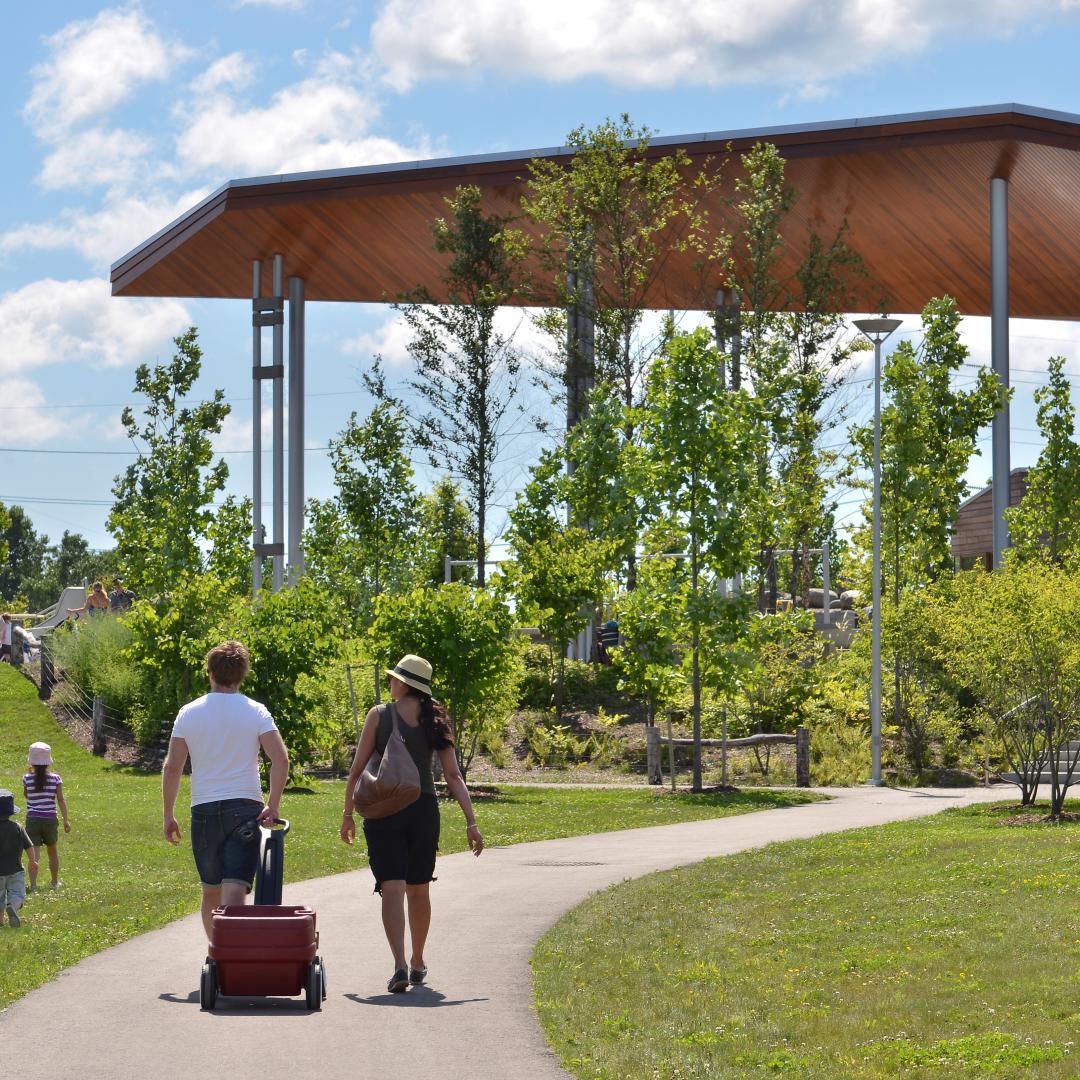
[4,785,1014,1080]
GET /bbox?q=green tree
[638,328,763,790]
[0,506,44,604]
[523,115,721,589]
[400,185,527,587]
[415,477,478,586]
[368,583,521,778]
[935,562,1080,814]
[849,296,1005,771]
[503,448,614,716]
[107,328,234,597]
[731,142,863,610]
[308,395,420,626]
[1007,355,1080,565]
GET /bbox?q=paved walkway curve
[3,785,1014,1080]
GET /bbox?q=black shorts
[363,793,440,891]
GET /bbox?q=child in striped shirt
[23,742,70,890]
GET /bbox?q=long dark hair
[409,688,454,750]
[33,764,48,792]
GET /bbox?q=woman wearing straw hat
[341,654,484,993]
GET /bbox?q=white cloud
[213,405,283,454]
[0,379,67,444]
[236,0,305,7]
[191,52,256,96]
[0,278,191,374]
[342,312,414,366]
[38,128,153,192]
[0,189,210,270]
[372,0,1080,91]
[175,56,430,176]
[25,7,186,138]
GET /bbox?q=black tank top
[375,703,436,796]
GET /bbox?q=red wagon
[199,821,326,1011]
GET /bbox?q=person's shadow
[346,986,487,1008]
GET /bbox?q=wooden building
[951,469,1029,569]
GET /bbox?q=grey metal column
[272,254,285,591]
[252,260,263,594]
[991,177,1011,567]
[566,252,594,661]
[287,275,306,584]
[251,260,285,595]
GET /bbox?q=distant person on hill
[0,790,37,927]
[162,640,289,941]
[22,742,70,891]
[108,578,136,612]
[340,654,484,994]
[0,614,10,662]
[67,581,109,620]
[597,618,620,665]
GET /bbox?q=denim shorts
[190,799,262,889]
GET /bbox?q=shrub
[50,616,145,720]
[226,577,347,773]
[518,645,622,712]
[369,583,522,778]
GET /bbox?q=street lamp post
[853,317,902,786]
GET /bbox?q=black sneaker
[409,966,427,985]
[387,968,409,993]
[6,905,20,928]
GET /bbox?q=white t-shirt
[171,693,278,807]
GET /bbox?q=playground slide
[29,587,87,633]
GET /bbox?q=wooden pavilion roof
[111,104,1080,318]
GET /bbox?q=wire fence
[22,636,166,769]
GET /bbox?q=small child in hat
[0,790,37,927]
[23,742,70,890]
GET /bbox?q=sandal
[387,968,409,993]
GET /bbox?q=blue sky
[3,1,1080,561]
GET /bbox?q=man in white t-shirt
[162,640,289,940]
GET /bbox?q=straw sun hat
[385,655,434,696]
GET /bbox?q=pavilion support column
[272,254,286,591]
[287,275,306,585]
[251,258,285,595]
[566,253,594,662]
[990,177,1010,568]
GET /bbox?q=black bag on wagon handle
[352,702,422,819]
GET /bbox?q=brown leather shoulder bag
[352,702,422,820]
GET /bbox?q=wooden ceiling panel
[112,107,1080,319]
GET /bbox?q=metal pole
[287,275,306,584]
[252,260,263,595]
[444,555,452,584]
[272,254,285,591]
[871,334,883,786]
[345,664,359,746]
[822,539,831,627]
[990,176,1010,568]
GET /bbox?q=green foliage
[613,553,687,724]
[638,326,763,787]
[518,645,621,713]
[728,610,825,737]
[49,615,141,718]
[306,391,420,627]
[933,562,1080,813]
[0,506,41,603]
[108,328,238,597]
[368,583,522,776]
[228,577,346,772]
[415,477,478,586]
[1008,354,1080,565]
[850,297,1005,599]
[401,184,527,587]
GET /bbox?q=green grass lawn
[533,801,1080,1080]
[0,664,816,1010]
